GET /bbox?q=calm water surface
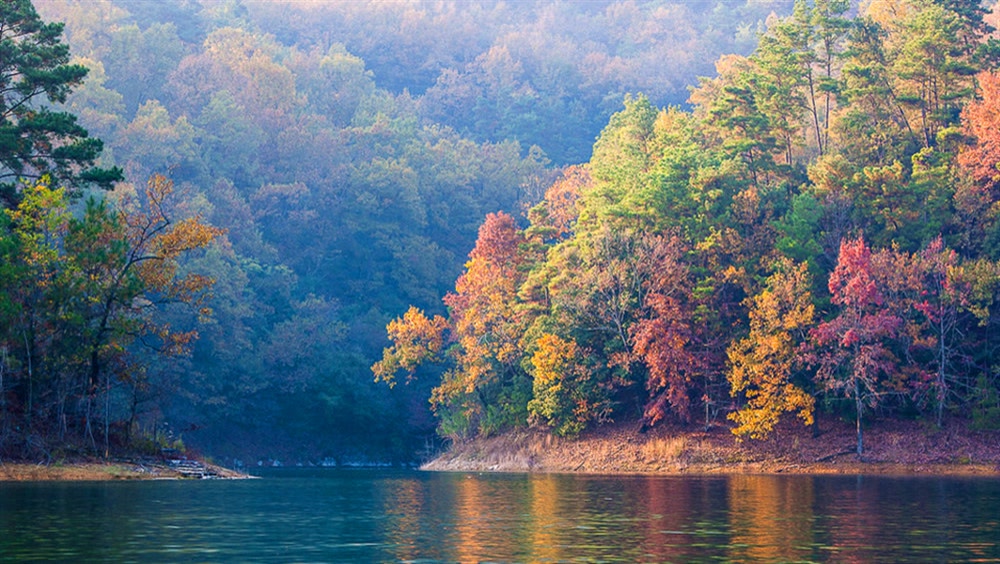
[2,469,999,562]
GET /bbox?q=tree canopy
[376,0,1000,456]
[14,0,1000,463]
[0,0,121,207]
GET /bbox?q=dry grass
[0,458,251,481]
[640,436,688,462]
[0,462,146,481]
[424,416,1000,476]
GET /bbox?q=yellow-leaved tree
[727,258,815,440]
[372,306,448,387]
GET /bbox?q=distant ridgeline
[375,0,1000,457]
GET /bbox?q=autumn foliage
[527,334,603,437]
[728,259,815,440]
[373,0,1000,452]
[373,306,448,387]
[810,239,903,454]
[0,175,221,456]
[958,71,1000,194]
[630,234,697,425]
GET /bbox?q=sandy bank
[423,417,1000,476]
[0,458,251,481]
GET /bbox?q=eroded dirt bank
[423,417,1000,475]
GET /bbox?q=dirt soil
[0,457,250,481]
[423,416,1000,475]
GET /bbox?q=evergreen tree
[0,0,121,208]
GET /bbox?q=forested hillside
[241,0,795,164]
[3,0,798,462]
[376,0,1000,456]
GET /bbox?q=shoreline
[421,417,1000,476]
[0,457,252,481]
[423,459,1000,477]
[5,416,998,480]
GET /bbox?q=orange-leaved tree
[434,211,532,437]
[70,174,224,453]
[372,305,449,387]
[955,70,1000,255]
[374,212,534,439]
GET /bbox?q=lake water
[2,469,999,562]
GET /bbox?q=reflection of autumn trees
[528,475,563,563]
[813,476,1000,561]
[728,476,816,562]
[376,474,1000,562]
[820,478,885,563]
[636,477,701,562]
[381,478,427,563]
[448,476,537,563]
[450,477,489,563]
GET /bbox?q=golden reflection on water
[728,475,816,562]
[378,473,825,562]
[381,477,426,561]
[367,472,998,563]
[453,475,490,563]
[528,474,562,562]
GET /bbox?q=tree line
[1,0,222,458]
[375,0,1000,455]
[9,0,798,461]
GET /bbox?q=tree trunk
[22,327,33,430]
[104,375,111,459]
[125,383,139,446]
[937,313,946,427]
[85,392,97,453]
[855,378,864,456]
[0,348,6,444]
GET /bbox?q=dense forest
[4,0,1000,464]
[2,0,800,463]
[376,0,1000,456]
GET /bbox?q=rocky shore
[423,416,1000,476]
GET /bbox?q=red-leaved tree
[630,234,697,425]
[810,237,902,455]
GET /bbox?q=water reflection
[380,476,426,560]
[637,473,707,562]
[525,475,553,561]
[728,474,815,562]
[453,475,489,561]
[2,470,999,562]
[824,476,885,562]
